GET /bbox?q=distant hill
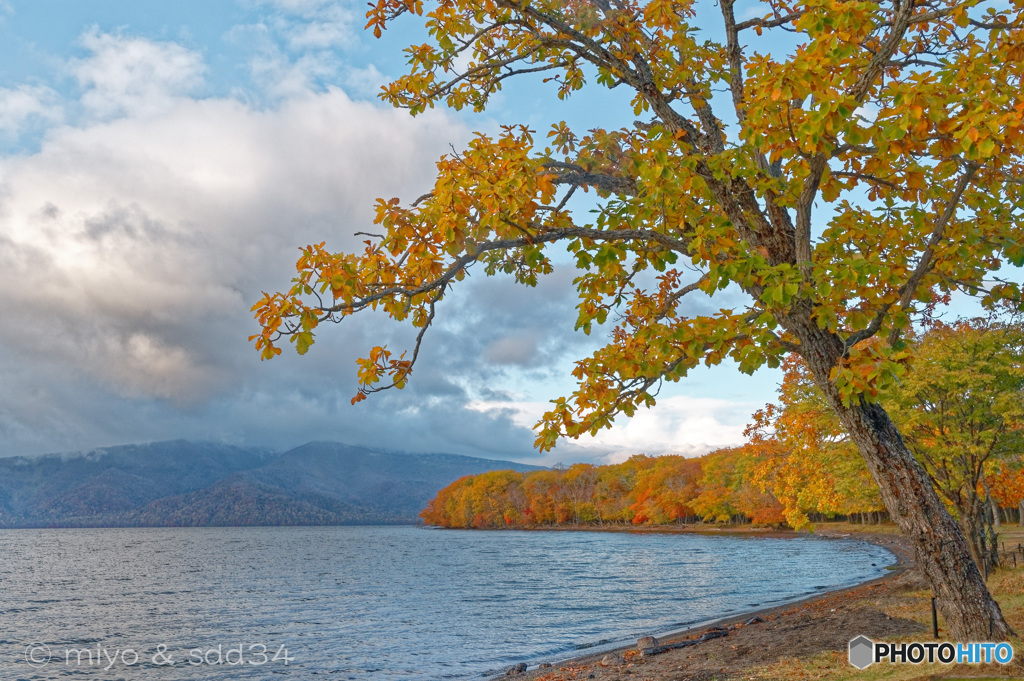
[0,440,543,528]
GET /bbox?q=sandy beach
[493,524,1024,681]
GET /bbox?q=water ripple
[0,526,895,680]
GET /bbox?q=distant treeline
[420,448,881,529]
[421,444,1023,529]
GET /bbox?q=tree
[690,447,743,523]
[990,460,1024,527]
[521,468,562,524]
[422,470,530,527]
[745,355,886,529]
[252,0,1024,638]
[594,456,645,523]
[560,462,600,524]
[886,318,1024,571]
[629,455,703,524]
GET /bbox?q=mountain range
[0,440,542,527]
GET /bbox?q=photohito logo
[848,636,874,669]
[849,636,1014,669]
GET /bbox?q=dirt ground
[496,529,1024,681]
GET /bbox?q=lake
[0,526,895,679]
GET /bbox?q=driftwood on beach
[640,616,763,657]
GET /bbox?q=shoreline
[490,526,917,680]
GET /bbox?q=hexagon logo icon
[849,635,874,669]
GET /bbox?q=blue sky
[0,0,784,463]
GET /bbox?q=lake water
[0,526,895,680]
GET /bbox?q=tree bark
[1019,499,1024,527]
[964,493,988,573]
[959,509,985,575]
[987,486,1001,528]
[794,321,1014,641]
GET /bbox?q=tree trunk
[963,493,987,573]
[959,512,985,575]
[1019,499,1024,527]
[986,484,1001,528]
[796,324,1014,641]
[835,400,1011,639]
[984,491,1000,570]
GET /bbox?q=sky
[0,0,785,465]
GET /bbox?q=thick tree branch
[320,225,692,315]
[720,0,747,124]
[541,161,638,195]
[735,10,804,31]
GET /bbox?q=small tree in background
[745,355,884,530]
[888,318,1024,573]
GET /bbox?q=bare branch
[361,292,440,396]
[894,167,978,311]
[720,0,747,123]
[735,10,804,31]
[830,171,902,191]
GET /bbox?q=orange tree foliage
[744,355,884,529]
[421,470,529,527]
[628,454,702,524]
[253,0,1024,436]
[422,451,800,528]
[990,461,1024,524]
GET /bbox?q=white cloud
[72,29,206,118]
[467,394,756,462]
[0,22,781,461]
[342,64,387,99]
[253,0,358,50]
[0,32,470,413]
[0,85,63,134]
[228,0,367,102]
[284,5,355,50]
[250,45,339,98]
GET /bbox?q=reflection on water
[0,526,895,679]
